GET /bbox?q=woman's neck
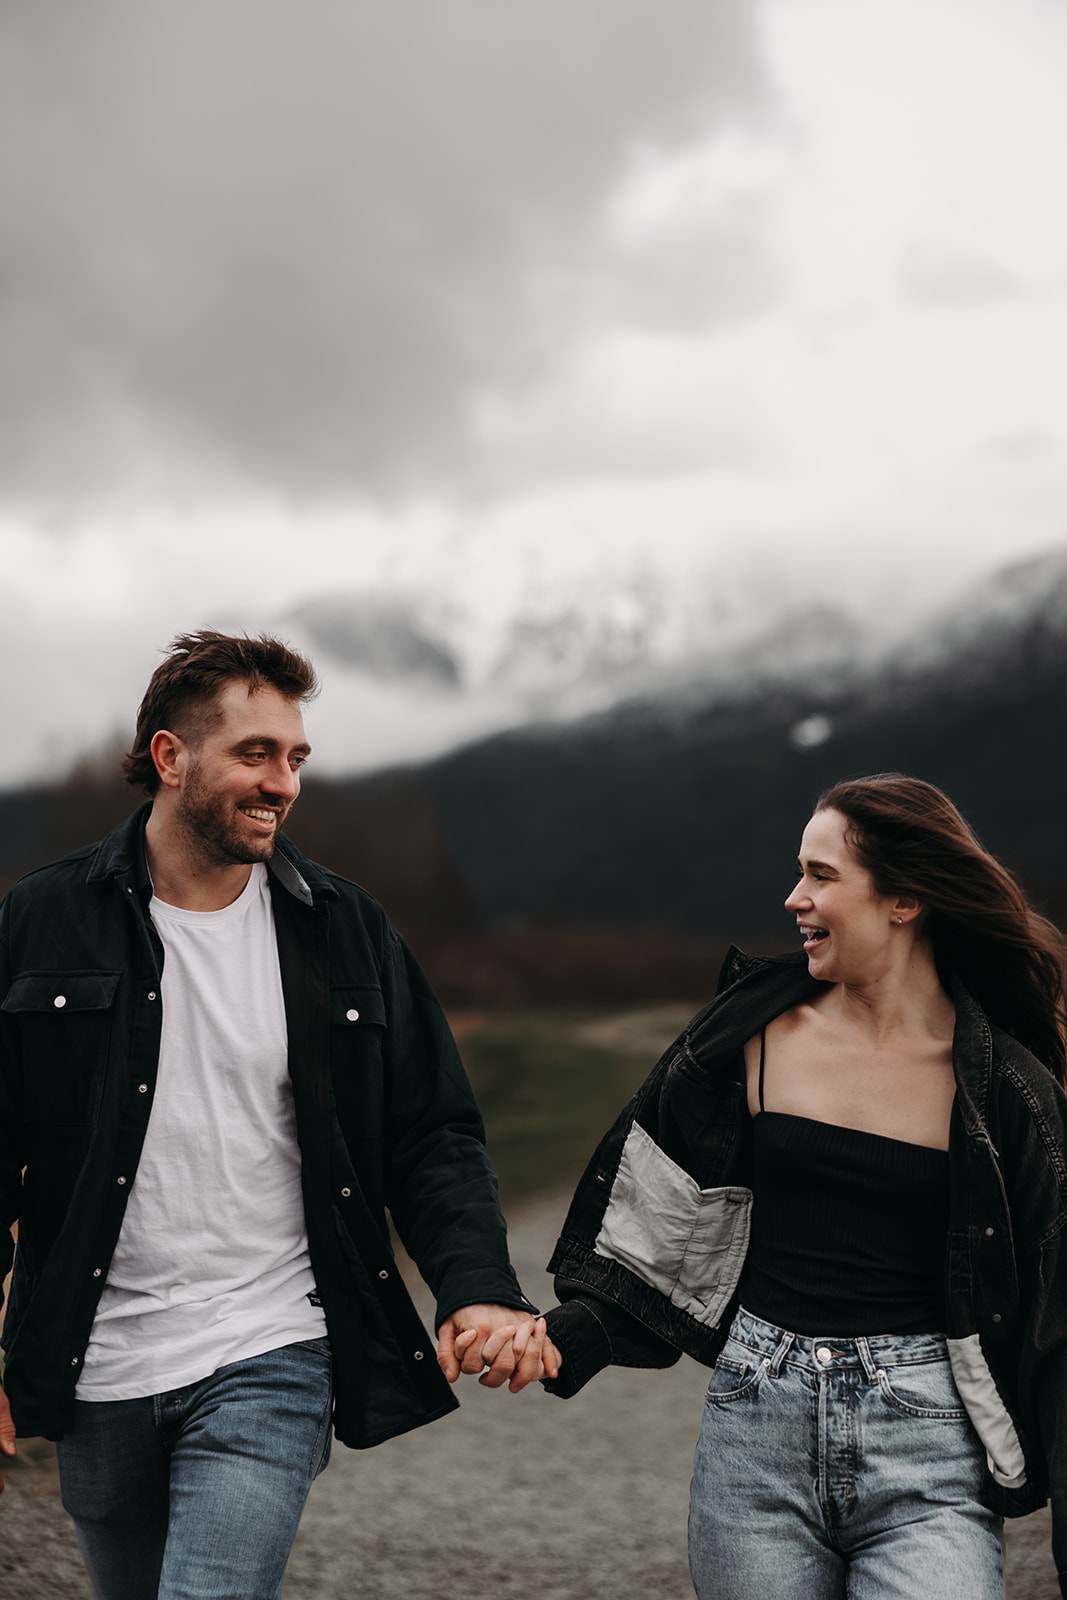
[822,947,954,1043]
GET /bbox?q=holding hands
[437,1304,561,1393]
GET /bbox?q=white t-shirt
[78,863,327,1399]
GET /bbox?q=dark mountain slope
[421,622,1067,946]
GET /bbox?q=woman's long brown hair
[817,774,1067,1086]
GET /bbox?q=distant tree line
[0,761,726,1006]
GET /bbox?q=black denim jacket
[544,949,1067,1593]
[0,806,534,1448]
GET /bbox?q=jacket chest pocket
[329,984,388,1127]
[3,969,122,1127]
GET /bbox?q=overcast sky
[2,0,1066,781]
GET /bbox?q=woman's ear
[892,893,923,927]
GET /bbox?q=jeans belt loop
[856,1336,880,1383]
[768,1329,794,1377]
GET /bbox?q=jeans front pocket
[875,1356,969,1421]
[705,1348,769,1406]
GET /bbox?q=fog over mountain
[4,543,1067,965]
[279,545,1067,774]
[1,543,1064,791]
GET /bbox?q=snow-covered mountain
[2,544,1066,790]
[274,546,1067,775]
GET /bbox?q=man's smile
[241,807,280,824]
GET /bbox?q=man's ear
[149,729,185,791]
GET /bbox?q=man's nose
[261,759,300,800]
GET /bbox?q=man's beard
[176,763,290,869]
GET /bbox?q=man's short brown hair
[123,631,319,795]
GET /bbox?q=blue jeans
[56,1339,333,1600]
[689,1309,1005,1600]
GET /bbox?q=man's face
[174,681,310,868]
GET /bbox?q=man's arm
[437,1305,561,1392]
[379,927,537,1332]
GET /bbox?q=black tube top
[738,1111,951,1336]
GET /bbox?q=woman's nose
[784,881,807,912]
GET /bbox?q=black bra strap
[758,1028,767,1112]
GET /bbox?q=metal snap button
[816,1345,833,1364]
[53,995,67,1008]
[378,1269,389,1280]
[346,1008,360,1021]
[340,1187,351,1198]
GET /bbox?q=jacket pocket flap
[330,985,387,1027]
[594,1122,752,1331]
[3,970,122,1014]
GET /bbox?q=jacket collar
[85,804,152,894]
[685,947,822,1066]
[85,803,337,908]
[944,970,995,1133]
[271,833,338,906]
[689,943,997,1127]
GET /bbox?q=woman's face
[784,808,901,983]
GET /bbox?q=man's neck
[144,808,256,912]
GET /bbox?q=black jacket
[0,807,534,1447]
[543,949,1067,1594]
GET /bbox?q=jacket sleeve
[543,1286,682,1398]
[377,925,535,1329]
[1028,1227,1067,1600]
[0,902,23,1321]
[998,1068,1067,1593]
[540,1036,711,1399]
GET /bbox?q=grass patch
[453,1004,698,1208]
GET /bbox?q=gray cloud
[0,0,767,501]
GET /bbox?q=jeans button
[816,1345,833,1364]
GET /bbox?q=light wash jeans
[56,1338,333,1600]
[689,1308,1005,1600]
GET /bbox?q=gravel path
[0,1192,1058,1599]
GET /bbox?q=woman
[536,775,1067,1599]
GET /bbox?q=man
[0,631,554,1599]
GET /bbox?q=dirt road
[0,1192,1058,1599]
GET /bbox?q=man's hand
[0,1383,16,1492]
[437,1304,561,1392]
